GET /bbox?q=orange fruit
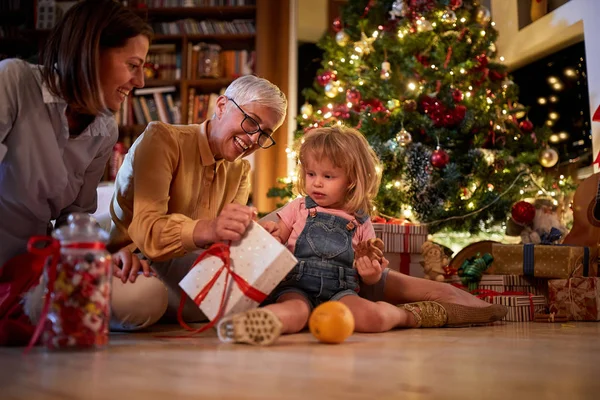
[308,301,355,344]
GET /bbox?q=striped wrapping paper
[482,295,547,322]
[373,224,428,253]
[445,275,549,297]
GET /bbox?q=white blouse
[0,59,118,266]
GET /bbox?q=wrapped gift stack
[373,221,428,277]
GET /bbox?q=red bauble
[490,70,507,81]
[511,201,536,225]
[475,53,488,67]
[316,70,336,87]
[346,88,361,106]
[519,120,534,133]
[449,0,463,9]
[452,88,463,103]
[431,148,450,168]
[332,17,343,32]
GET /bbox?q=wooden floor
[1,322,599,400]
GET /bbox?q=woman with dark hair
[0,0,152,315]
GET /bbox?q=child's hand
[355,255,383,285]
[260,220,282,243]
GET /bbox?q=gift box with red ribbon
[548,277,600,321]
[373,223,428,276]
[179,222,298,322]
[482,293,547,322]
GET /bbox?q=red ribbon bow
[175,242,268,335]
[24,236,107,353]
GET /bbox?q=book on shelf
[146,44,181,80]
[151,19,255,36]
[115,86,181,126]
[187,90,221,124]
[126,1,256,8]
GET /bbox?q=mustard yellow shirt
[109,121,251,261]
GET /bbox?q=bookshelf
[0,0,292,212]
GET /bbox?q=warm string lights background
[268,0,579,250]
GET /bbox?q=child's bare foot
[217,308,282,346]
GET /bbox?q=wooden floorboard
[1,322,599,400]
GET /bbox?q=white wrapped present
[179,221,298,321]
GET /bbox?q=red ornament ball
[346,88,361,106]
[511,201,536,225]
[452,88,463,103]
[317,70,336,87]
[450,0,463,9]
[431,148,450,168]
[332,17,343,32]
[519,120,534,133]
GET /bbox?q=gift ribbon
[451,284,537,321]
[24,236,107,354]
[175,242,268,335]
[522,244,589,277]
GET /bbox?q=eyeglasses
[227,97,276,149]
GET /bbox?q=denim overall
[265,196,368,309]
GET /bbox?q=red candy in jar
[37,213,112,351]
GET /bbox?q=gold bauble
[539,148,559,168]
[474,5,491,26]
[395,129,413,146]
[441,10,457,24]
[416,18,433,32]
[300,103,313,117]
[335,30,350,47]
[324,80,342,98]
[387,99,400,110]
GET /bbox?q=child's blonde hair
[296,126,382,216]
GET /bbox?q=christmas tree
[271,0,575,237]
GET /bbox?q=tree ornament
[396,128,413,146]
[511,201,536,225]
[300,103,313,117]
[387,99,400,110]
[474,5,491,26]
[335,30,350,46]
[403,99,417,112]
[519,119,534,133]
[317,70,335,86]
[452,88,463,103]
[416,18,433,32]
[332,17,343,32]
[489,42,497,53]
[380,61,391,80]
[441,10,457,24]
[389,0,405,20]
[539,147,559,168]
[345,88,361,106]
[450,0,463,9]
[325,80,342,98]
[431,148,450,168]
[354,31,376,55]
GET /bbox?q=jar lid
[52,213,109,243]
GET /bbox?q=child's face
[304,155,350,209]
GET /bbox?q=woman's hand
[355,256,385,285]
[112,248,154,283]
[194,204,256,246]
